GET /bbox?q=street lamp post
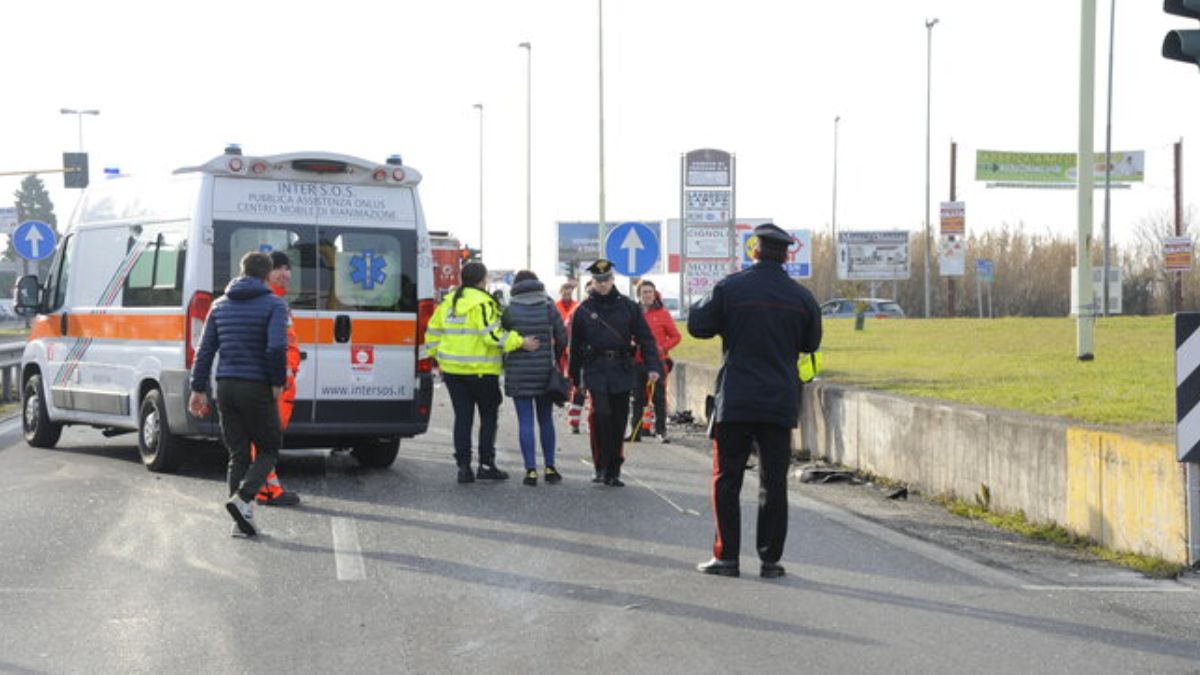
[598,0,608,250]
[923,18,938,319]
[831,115,840,297]
[518,42,532,270]
[473,103,484,253]
[60,108,99,152]
[1102,0,1117,316]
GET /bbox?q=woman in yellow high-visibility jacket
[426,262,539,483]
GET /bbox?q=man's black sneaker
[258,490,300,507]
[604,475,625,487]
[760,561,786,579]
[697,558,740,577]
[544,466,562,483]
[477,464,509,480]
[457,466,476,484]
[659,435,671,444]
[523,469,538,486]
[592,471,604,484]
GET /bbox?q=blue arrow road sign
[604,221,659,277]
[13,220,57,261]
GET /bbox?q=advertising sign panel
[684,225,733,258]
[0,207,17,234]
[975,150,1145,187]
[939,201,965,236]
[738,226,812,278]
[1164,236,1194,271]
[684,260,731,297]
[685,189,732,224]
[939,234,966,277]
[685,148,731,187]
[836,231,910,281]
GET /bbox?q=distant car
[661,297,682,320]
[820,298,906,319]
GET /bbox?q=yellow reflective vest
[798,351,823,383]
[424,287,523,375]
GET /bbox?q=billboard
[736,223,811,278]
[939,234,965,277]
[685,189,732,224]
[837,231,910,281]
[557,221,662,276]
[975,150,1145,187]
[1164,236,1194,271]
[685,148,731,187]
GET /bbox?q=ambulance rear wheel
[138,389,184,473]
[352,437,400,469]
[23,373,62,448]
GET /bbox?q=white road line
[331,517,366,581]
[577,457,698,517]
[1020,585,1195,593]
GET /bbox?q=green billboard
[975,150,1144,187]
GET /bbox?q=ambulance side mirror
[14,275,41,317]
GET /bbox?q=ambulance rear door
[310,186,419,431]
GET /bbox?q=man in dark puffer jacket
[189,251,289,537]
[501,271,567,486]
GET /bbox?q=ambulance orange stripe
[28,315,62,341]
[292,317,417,345]
[68,314,185,341]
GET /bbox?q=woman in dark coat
[501,271,568,485]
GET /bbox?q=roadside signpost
[13,220,56,261]
[604,221,659,278]
[976,258,994,318]
[1174,312,1200,565]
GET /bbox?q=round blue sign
[604,222,659,277]
[13,220,57,261]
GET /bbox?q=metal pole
[473,103,484,252]
[1176,139,1185,312]
[517,43,532,270]
[77,115,84,152]
[598,0,608,250]
[679,155,686,312]
[924,18,939,318]
[948,140,957,317]
[1077,0,1097,361]
[1102,0,1116,317]
[1188,462,1200,566]
[832,115,840,299]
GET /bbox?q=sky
[4,0,1199,283]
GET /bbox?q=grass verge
[675,316,1174,437]
[937,496,1186,579]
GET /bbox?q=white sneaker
[225,497,257,537]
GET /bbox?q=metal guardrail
[0,342,23,403]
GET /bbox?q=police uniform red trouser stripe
[711,422,792,563]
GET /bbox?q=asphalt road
[1,384,1198,673]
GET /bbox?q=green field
[672,316,1176,439]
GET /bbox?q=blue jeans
[513,395,556,470]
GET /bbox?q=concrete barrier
[670,360,1188,564]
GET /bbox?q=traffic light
[1164,0,1200,67]
[63,152,89,189]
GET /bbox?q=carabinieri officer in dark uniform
[687,223,822,578]
[569,259,662,486]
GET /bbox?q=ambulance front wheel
[23,373,62,448]
[138,389,185,473]
[352,437,400,469]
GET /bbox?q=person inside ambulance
[251,251,302,507]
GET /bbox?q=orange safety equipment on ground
[254,282,301,502]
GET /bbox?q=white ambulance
[14,147,437,472]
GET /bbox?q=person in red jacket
[555,281,578,322]
[629,280,681,443]
[253,251,301,506]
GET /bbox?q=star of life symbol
[349,250,387,290]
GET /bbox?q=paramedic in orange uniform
[254,251,302,506]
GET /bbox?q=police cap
[753,223,792,247]
[587,258,615,281]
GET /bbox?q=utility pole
[923,18,939,318]
[832,115,840,301]
[1102,0,1117,316]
